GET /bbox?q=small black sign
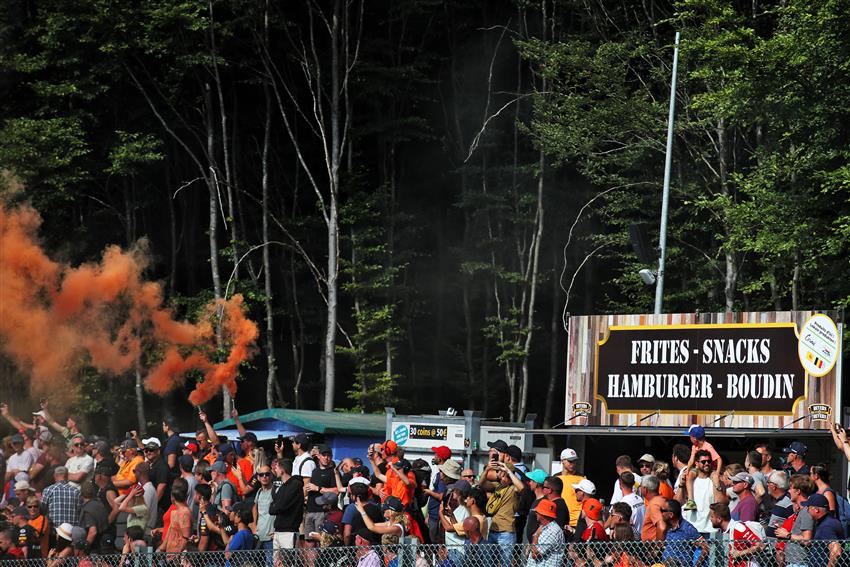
[408,425,448,440]
[596,324,806,414]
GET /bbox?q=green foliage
[339,185,403,412]
[0,117,90,199]
[106,131,164,176]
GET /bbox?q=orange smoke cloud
[0,202,258,405]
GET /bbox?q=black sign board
[408,425,448,440]
[595,324,806,414]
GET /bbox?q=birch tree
[261,0,364,410]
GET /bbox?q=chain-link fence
[8,539,850,567]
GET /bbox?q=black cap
[506,445,523,462]
[487,439,509,453]
[95,463,116,476]
[382,496,404,512]
[218,443,235,455]
[238,432,258,443]
[178,454,195,472]
[316,444,332,455]
[354,528,377,543]
[320,520,340,535]
[292,433,310,446]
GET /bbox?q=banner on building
[566,311,842,429]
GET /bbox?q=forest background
[1,0,849,438]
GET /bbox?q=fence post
[399,536,418,567]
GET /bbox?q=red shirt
[582,520,609,541]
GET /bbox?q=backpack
[835,492,850,535]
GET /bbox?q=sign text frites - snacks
[596,324,805,414]
[565,311,842,430]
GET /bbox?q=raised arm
[832,424,850,462]
[198,410,220,446]
[231,409,247,438]
[0,403,35,431]
[389,462,412,487]
[355,501,401,535]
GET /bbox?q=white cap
[560,448,579,462]
[348,476,370,487]
[32,410,47,418]
[638,453,656,464]
[572,478,596,495]
[141,437,161,447]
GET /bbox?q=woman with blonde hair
[355,495,412,544]
[26,496,50,558]
[115,484,149,532]
[653,461,674,499]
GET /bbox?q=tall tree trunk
[135,361,147,434]
[718,118,736,312]
[543,253,561,448]
[166,156,178,298]
[322,0,343,411]
[792,250,801,309]
[208,0,239,282]
[262,72,276,409]
[204,79,230,416]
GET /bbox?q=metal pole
[654,31,680,315]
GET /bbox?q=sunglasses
[144,448,157,453]
[73,443,84,448]
[257,472,272,477]
[27,505,39,509]
[698,460,712,464]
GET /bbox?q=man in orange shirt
[640,475,668,541]
[112,441,144,496]
[381,441,415,506]
[218,445,248,497]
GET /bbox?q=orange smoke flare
[0,202,258,405]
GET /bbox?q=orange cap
[582,498,603,521]
[383,440,398,454]
[534,499,558,519]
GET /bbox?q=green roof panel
[214,408,385,437]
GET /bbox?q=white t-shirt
[620,492,645,537]
[684,476,716,534]
[7,451,36,480]
[446,505,470,549]
[65,454,95,488]
[293,452,316,478]
[610,473,642,504]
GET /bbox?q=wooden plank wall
[565,311,842,430]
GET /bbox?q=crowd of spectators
[1,401,850,567]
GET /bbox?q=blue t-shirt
[427,474,447,520]
[227,528,255,551]
[811,515,845,567]
[814,514,845,540]
[342,502,359,525]
[662,519,702,566]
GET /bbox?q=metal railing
[8,539,850,567]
